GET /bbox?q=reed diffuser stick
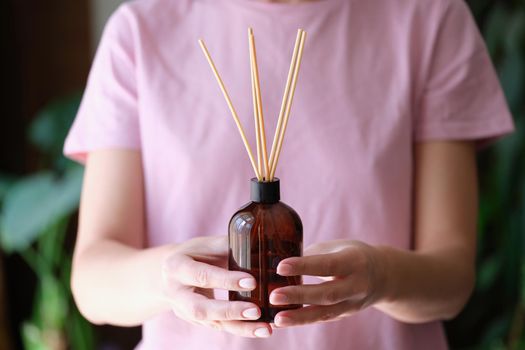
[269,30,306,180]
[249,28,270,181]
[250,45,263,178]
[198,39,261,180]
[268,29,303,176]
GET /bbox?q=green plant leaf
[21,322,48,350]
[38,216,69,269]
[0,166,83,252]
[499,51,525,111]
[28,92,82,159]
[518,185,525,306]
[477,256,502,292]
[481,315,512,346]
[504,11,525,54]
[38,275,68,330]
[66,308,96,350]
[485,5,508,58]
[0,173,16,203]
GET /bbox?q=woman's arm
[71,149,170,326]
[71,150,272,337]
[373,140,477,322]
[270,141,477,326]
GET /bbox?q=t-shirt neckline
[223,0,343,14]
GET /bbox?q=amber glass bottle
[228,178,303,322]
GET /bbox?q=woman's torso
[127,0,447,348]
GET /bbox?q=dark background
[0,0,523,349]
[0,1,140,349]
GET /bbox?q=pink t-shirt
[64,0,514,348]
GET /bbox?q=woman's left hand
[270,240,386,327]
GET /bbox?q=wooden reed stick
[268,29,303,176]
[249,28,270,182]
[198,39,261,180]
[250,41,263,178]
[269,30,306,180]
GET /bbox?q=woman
[64,0,515,348]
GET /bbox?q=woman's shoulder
[361,0,470,23]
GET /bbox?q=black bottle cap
[250,177,280,204]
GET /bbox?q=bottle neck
[250,178,280,204]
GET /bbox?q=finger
[184,235,228,261]
[277,249,355,277]
[273,301,357,327]
[184,235,229,256]
[303,240,353,255]
[319,315,346,323]
[166,255,256,291]
[270,278,359,306]
[219,320,272,338]
[177,291,263,321]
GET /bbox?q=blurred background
[0,0,523,349]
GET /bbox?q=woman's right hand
[161,236,272,338]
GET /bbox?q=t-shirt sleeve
[63,5,140,164]
[414,0,515,147]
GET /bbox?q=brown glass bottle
[228,178,303,323]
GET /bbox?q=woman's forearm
[373,244,475,323]
[71,239,174,326]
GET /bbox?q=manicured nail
[254,327,270,338]
[277,263,293,275]
[270,293,288,305]
[274,315,291,327]
[239,278,256,289]
[242,308,260,319]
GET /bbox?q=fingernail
[242,308,260,319]
[270,293,288,305]
[239,278,256,289]
[277,263,293,275]
[254,327,270,338]
[275,315,291,327]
